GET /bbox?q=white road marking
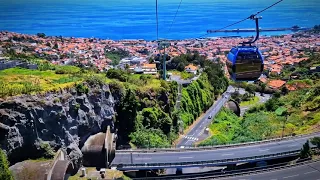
[178,156,194,159]
[288,144,297,147]
[283,174,299,179]
[259,149,269,152]
[134,157,151,160]
[304,170,317,174]
[270,179,278,180]
[221,153,234,156]
[184,136,199,141]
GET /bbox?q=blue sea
[0,0,320,40]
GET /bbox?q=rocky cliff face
[0,84,115,165]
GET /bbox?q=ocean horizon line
[1,30,302,42]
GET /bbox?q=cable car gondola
[226,15,264,81]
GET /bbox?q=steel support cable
[156,0,159,40]
[167,0,183,34]
[198,0,284,38]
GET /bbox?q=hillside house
[141,63,157,74]
[185,64,198,75]
[267,80,286,89]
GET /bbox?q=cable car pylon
[157,39,170,80]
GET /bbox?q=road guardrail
[113,149,305,169]
[132,158,319,180]
[191,158,320,180]
[117,131,320,153]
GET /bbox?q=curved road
[177,86,234,147]
[221,161,320,180]
[112,133,319,169]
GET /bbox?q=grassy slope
[240,96,259,107]
[168,70,195,79]
[0,67,162,98]
[0,68,81,97]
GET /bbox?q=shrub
[0,149,13,180]
[300,140,311,159]
[53,98,60,103]
[74,103,80,110]
[129,128,171,148]
[39,142,55,159]
[36,33,46,38]
[75,83,89,94]
[106,69,128,82]
[311,137,320,149]
[85,75,105,86]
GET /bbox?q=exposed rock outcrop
[0,84,115,165]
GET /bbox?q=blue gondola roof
[227,46,264,63]
[233,46,259,51]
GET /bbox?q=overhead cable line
[198,0,284,38]
[167,0,183,34]
[156,0,159,40]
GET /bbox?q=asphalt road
[177,86,234,147]
[112,133,319,167]
[222,161,320,180]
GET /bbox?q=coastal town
[0,30,320,90]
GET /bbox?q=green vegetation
[281,54,320,81]
[240,96,259,107]
[203,60,229,95]
[230,81,277,94]
[0,58,112,98]
[75,83,89,94]
[109,60,227,148]
[36,33,46,38]
[106,55,228,148]
[231,90,259,107]
[55,65,81,74]
[129,129,171,148]
[106,69,129,82]
[113,78,178,148]
[0,67,83,97]
[199,108,241,145]
[104,68,178,147]
[312,24,320,33]
[180,73,214,127]
[0,149,13,180]
[300,140,311,159]
[39,142,55,159]
[165,52,205,71]
[0,51,228,149]
[200,79,320,146]
[201,55,320,146]
[311,137,320,149]
[168,70,195,79]
[68,168,125,180]
[105,49,130,66]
